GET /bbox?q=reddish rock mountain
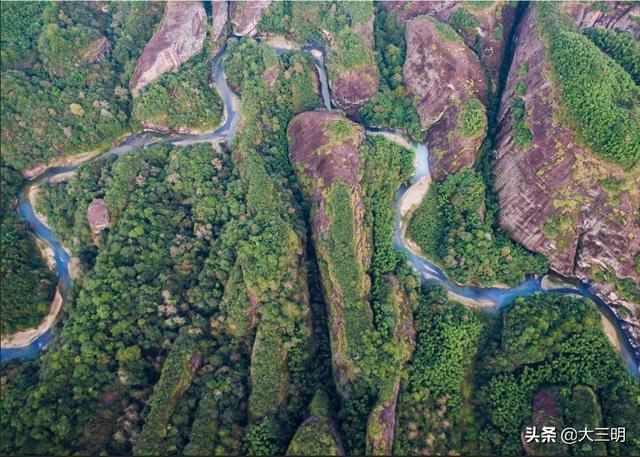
[560,1,640,37]
[403,17,488,181]
[288,111,373,396]
[328,18,379,114]
[494,5,640,351]
[382,1,516,92]
[130,1,207,95]
[330,64,378,115]
[229,0,271,36]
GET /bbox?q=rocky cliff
[230,0,271,36]
[494,4,640,352]
[328,15,379,114]
[211,0,229,55]
[130,1,207,95]
[383,1,516,92]
[404,17,488,181]
[560,1,640,37]
[288,111,374,396]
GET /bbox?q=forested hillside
[1,1,639,456]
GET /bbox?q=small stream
[3,38,638,378]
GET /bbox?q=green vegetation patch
[359,6,425,141]
[475,294,640,455]
[585,27,640,85]
[134,335,197,455]
[394,285,483,455]
[407,168,547,286]
[450,8,479,36]
[538,4,640,168]
[332,27,375,72]
[132,50,223,133]
[459,98,487,139]
[509,97,533,149]
[0,2,164,171]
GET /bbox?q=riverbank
[0,285,63,349]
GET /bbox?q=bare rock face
[87,199,110,233]
[494,6,640,353]
[230,0,271,36]
[211,0,229,55]
[130,1,207,95]
[82,36,111,64]
[382,1,516,92]
[560,1,640,37]
[22,164,47,180]
[288,111,373,397]
[330,65,378,115]
[404,17,488,181]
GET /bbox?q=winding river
[1,52,239,362]
[2,39,638,379]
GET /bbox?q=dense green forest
[474,294,640,456]
[2,2,639,456]
[1,1,164,170]
[538,3,640,168]
[0,1,164,336]
[407,168,548,286]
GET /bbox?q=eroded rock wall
[404,17,488,181]
[130,1,207,95]
[494,5,640,351]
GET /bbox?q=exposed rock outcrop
[82,36,111,64]
[328,19,379,114]
[494,5,640,354]
[560,1,640,37]
[404,17,488,181]
[211,0,229,56]
[384,1,516,89]
[288,111,373,396]
[230,0,271,36]
[329,64,378,115]
[130,1,207,95]
[87,198,109,233]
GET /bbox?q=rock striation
[130,1,207,95]
[403,17,488,181]
[229,0,271,36]
[211,0,229,56]
[494,5,640,354]
[383,1,516,92]
[560,1,640,38]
